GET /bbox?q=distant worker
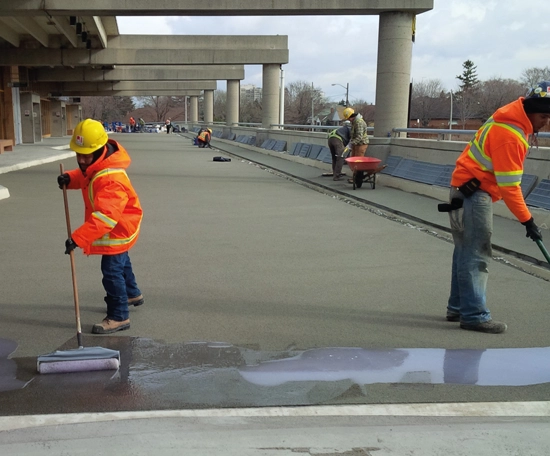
[129,116,136,133]
[342,107,369,158]
[440,81,550,334]
[327,120,351,181]
[57,119,144,335]
[197,127,212,148]
[165,118,172,134]
[139,118,145,133]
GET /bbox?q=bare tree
[240,99,262,123]
[135,96,176,122]
[411,79,445,127]
[476,78,525,121]
[213,90,226,122]
[284,81,327,125]
[80,96,135,122]
[520,67,550,90]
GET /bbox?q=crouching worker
[197,127,212,148]
[58,119,144,334]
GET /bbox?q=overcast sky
[117,1,547,105]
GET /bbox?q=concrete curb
[1,401,549,432]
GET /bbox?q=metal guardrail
[392,128,477,140]
[392,128,550,140]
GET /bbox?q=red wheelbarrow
[345,156,387,190]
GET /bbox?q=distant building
[241,84,262,103]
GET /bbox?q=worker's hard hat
[70,119,108,154]
[523,81,550,114]
[342,107,355,120]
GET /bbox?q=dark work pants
[328,137,345,176]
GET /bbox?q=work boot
[128,294,144,307]
[460,320,507,334]
[92,318,130,335]
[446,313,460,322]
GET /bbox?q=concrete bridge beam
[30,66,245,82]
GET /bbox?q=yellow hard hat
[342,107,355,120]
[70,119,108,154]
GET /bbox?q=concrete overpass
[0,1,434,146]
[0,1,434,16]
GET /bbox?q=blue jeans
[447,189,493,324]
[101,252,141,321]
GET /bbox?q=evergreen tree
[456,60,480,91]
[455,60,481,128]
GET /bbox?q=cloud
[117,16,177,34]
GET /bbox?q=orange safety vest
[451,98,533,223]
[66,140,142,255]
[198,130,211,142]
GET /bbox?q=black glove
[64,238,78,254]
[521,217,542,242]
[57,173,70,189]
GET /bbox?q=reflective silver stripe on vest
[91,220,141,247]
[92,211,117,228]
[494,170,523,187]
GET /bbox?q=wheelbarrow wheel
[354,170,364,189]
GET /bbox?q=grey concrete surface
[1,414,549,456]
[0,133,549,454]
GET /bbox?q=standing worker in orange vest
[57,119,144,334]
[129,116,136,132]
[441,82,550,334]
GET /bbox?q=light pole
[332,83,349,107]
[449,90,453,141]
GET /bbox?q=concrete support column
[49,100,66,138]
[374,11,414,138]
[226,80,240,126]
[204,90,214,124]
[20,93,41,143]
[262,64,280,129]
[190,96,199,123]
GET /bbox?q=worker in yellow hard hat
[58,119,144,334]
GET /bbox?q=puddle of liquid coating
[0,338,30,392]
[3,338,550,415]
[238,347,550,387]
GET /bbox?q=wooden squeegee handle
[60,163,83,348]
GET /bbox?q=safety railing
[392,128,550,140]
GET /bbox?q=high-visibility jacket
[451,97,533,223]
[66,140,143,255]
[328,125,351,146]
[198,130,211,142]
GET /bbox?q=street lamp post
[332,83,349,107]
[449,90,453,141]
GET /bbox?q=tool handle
[536,239,550,265]
[60,164,83,348]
